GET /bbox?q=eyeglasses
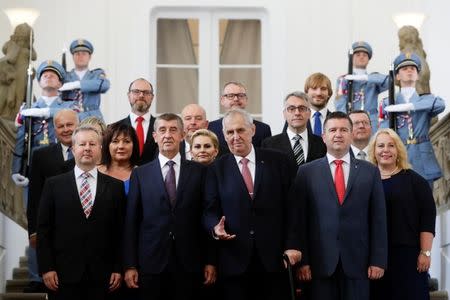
[353,120,371,127]
[285,105,310,113]
[222,93,247,100]
[130,89,153,96]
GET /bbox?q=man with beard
[112,78,157,165]
[305,73,333,136]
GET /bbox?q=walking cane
[283,253,296,300]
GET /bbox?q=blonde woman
[190,129,219,165]
[368,128,436,300]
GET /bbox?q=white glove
[384,103,415,113]
[20,107,50,118]
[12,173,29,187]
[344,74,368,81]
[59,81,81,91]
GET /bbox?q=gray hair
[222,108,254,129]
[71,125,102,145]
[284,91,310,106]
[154,113,184,132]
[53,109,79,126]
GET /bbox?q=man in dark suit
[348,110,372,160]
[24,109,78,293]
[112,78,157,165]
[123,113,216,300]
[262,91,326,168]
[208,81,271,148]
[203,108,301,300]
[293,111,387,299]
[37,126,125,300]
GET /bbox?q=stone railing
[0,118,26,228]
[430,113,450,210]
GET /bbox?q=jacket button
[249,230,255,236]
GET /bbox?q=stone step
[12,268,29,280]
[0,293,47,300]
[19,257,28,268]
[431,291,449,300]
[5,280,30,293]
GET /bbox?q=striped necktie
[293,135,305,165]
[80,172,93,218]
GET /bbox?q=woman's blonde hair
[191,129,219,150]
[367,128,411,169]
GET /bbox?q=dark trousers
[138,244,202,300]
[311,260,369,300]
[221,249,289,300]
[51,278,109,300]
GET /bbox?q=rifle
[20,28,34,176]
[346,48,354,113]
[61,47,67,72]
[388,63,396,130]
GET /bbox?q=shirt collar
[159,152,182,169]
[310,107,328,118]
[130,111,152,123]
[233,146,256,165]
[326,152,351,165]
[286,127,308,141]
[353,68,367,75]
[351,144,368,155]
[41,95,59,106]
[74,165,98,179]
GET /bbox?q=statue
[398,25,430,95]
[0,23,37,120]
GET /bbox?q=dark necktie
[313,111,322,136]
[357,150,367,161]
[136,116,145,155]
[164,160,176,207]
[240,158,254,199]
[292,134,305,165]
[67,147,73,160]
[334,160,345,205]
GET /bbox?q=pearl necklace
[380,166,398,178]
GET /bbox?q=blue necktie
[67,147,73,160]
[313,111,322,136]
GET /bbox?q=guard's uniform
[380,53,445,182]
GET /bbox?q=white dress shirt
[233,146,256,184]
[74,165,98,204]
[184,141,192,160]
[61,144,71,161]
[129,111,152,142]
[159,153,181,187]
[326,152,351,187]
[286,127,309,162]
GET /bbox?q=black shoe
[23,281,47,293]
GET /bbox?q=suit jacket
[113,115,157,165]
[37,171,125,283]
[294,156,387,279]
[208,118,272,148]
[27,143,75,236]
[179,140,229,161]
[123,158,211,275]
[203,149,298,276]
[261,131,326,167]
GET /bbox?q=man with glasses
[208,81,272,148]
[348,110,372,161]
[112,78,157,165]
[262,91,326,168]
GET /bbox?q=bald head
[54,109,79,146]
[181,104,209,143]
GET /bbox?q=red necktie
[240,158,254,199]
[136,116,144,155]
[334,160,345,205]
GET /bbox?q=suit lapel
[226,154,252,202]
[175,160,189,208]
[280,133,295,160]
[253,151,264,201]
[319,157,338,202]
[69,171,86,217]
[343,157,360,202]
[152,159,172,210]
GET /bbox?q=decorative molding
[0,118,26,229]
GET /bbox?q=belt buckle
[407,138,417,145]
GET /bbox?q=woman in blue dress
[368,128,436,300]
[98,122,139,195]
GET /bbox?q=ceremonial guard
[380,52,445,185]
[335,41,389,133]
[11,60,76,185]
[60,39,110,120]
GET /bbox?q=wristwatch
[420,250,431,257]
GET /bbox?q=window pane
[156,68,198,113]
[220,68,261,115]
[157,18,199,64]
[219,19,261,65]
